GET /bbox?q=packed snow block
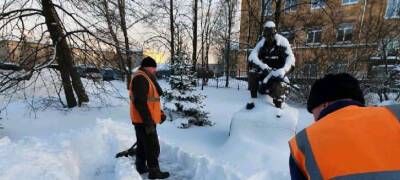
[159,141,243,180]
[225,102,299,179]
[114,158,142,180]
[229,103,298,142]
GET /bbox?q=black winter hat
[307,73,365,113]
[141,57,157,68]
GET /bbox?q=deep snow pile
[0,74,314,180]
[0,117,242,180]
[226,98,299,180]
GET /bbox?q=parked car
[0,62,31,80]
[112,69,124,80]
[156,64,171,79]
[76,65,102,80]
[101,68,125,81]
[0,62,23,71]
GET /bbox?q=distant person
[289,73,400,180]
[246,20,295,116]
[130,57,169,179]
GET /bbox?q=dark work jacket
[289,100,365,180]
[131,67,163,126]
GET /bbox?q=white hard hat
[263,21,276,28]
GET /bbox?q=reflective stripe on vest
[129,95,160,102]
[386,104,400,122]
[333,170,400,180]
[289,105,400,180]
[295,130,323,180]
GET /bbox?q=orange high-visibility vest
[129,70,161,124]
[289,105,400,180]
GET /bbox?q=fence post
[238,69,240,90]
[216,75,219,88]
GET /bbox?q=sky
[0,0,243,64]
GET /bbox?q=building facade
[238,0,400,79]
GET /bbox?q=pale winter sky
[1,0,243,64]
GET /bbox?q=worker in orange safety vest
[129,57,169,179]
[289,73,400,180]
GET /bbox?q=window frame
[306,28,323,45]
[384,38,400,57]
[385,0,400,19]
[285,0,298,13]
[341,0,358,6]
[311,0,326,10]
[336,23,354,43]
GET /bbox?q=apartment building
[238,0,400,79]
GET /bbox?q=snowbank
[0,116,243,180]
[0,119,137,180]
[225,98,300,179]
[1,78,315,180]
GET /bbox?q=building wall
[238,0,399,78]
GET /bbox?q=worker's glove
[145,125,156,135]
[271,68,286,79]
[160,110,167,124]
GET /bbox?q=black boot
[136,166,148,174]
[273,99,282,109]
[148,168,170,179]
[135,163,149,174]
[246,102,255,110]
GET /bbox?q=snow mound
[224,99,299,179]
[0,119,137,180]
[0,116,242,180]
[159,141,243,180]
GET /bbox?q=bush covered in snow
[163,51,212,128]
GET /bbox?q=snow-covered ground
[0,72,314,180]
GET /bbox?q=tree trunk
[170,0,175,67]
[42,0,79,107]
[260,0,265,36]
[192,0,198,71]
[42,0,89,106]
[102,0,127,87]
[225,0,233,88]
[274,0,282,30]
[118,0,133,89]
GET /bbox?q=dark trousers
[248,71,287,106]
[134,124,160,169]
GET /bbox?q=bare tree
[0,0,96,107]
[192,0,198,71]
[72,0,152,89]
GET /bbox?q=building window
[342,0,358,5]
[327,63,347,73]
[285,0,298,12]
[385,0,400,19]
[264,0,273,16]
[336,23,354,43]
[311,0,325,9]
[307,28,322,44]
[303,63,318,78]
[280,31,295,44]
[385,39,400,56]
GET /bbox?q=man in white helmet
[246,21,295,114]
